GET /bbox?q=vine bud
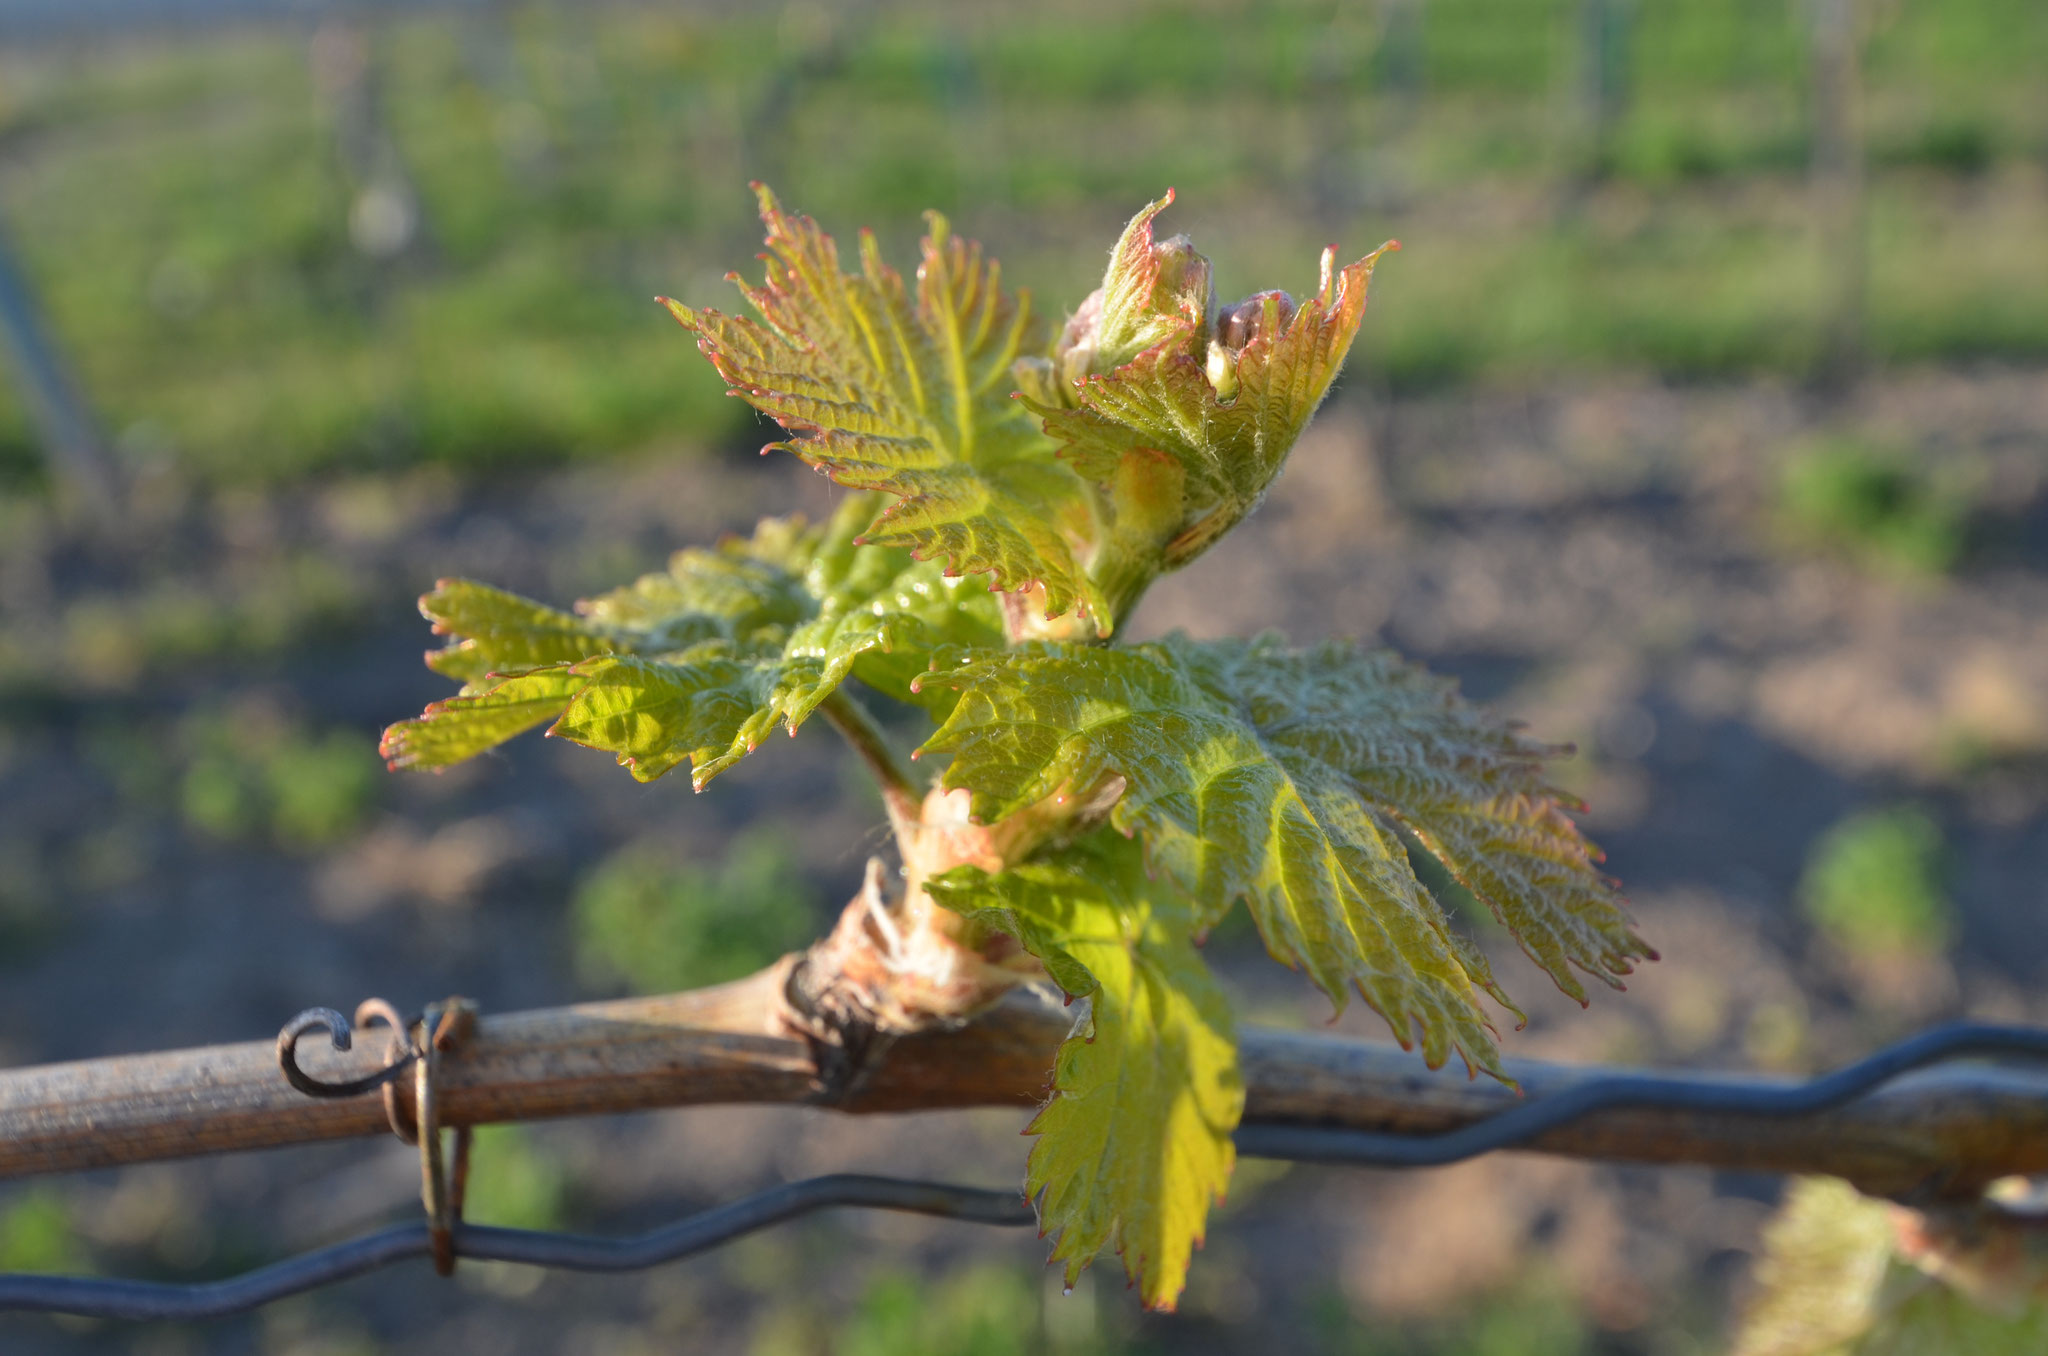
[1212,289,1297,351]
[1204,290,1295,401]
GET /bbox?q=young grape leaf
[382,500,1001,786]
[1032,231,1396,571]
[415,582,625,686]
[926,832,1240,1311]
[382,667,591,770]
[919,635,1652,1077]
[663,185,1103,625]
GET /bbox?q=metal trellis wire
[0,1012,2044,1322]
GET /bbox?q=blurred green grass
[0,0,2044,491]
[571,827,817,994]
[1775,437,1970,576]
[1799,804,1952,961]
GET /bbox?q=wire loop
[276,996,478,1277]
[275,1003,416,1101]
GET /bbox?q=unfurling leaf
[1045,189,1214,387]
[920,635,1650,1077]
[928,832,1241,1311]
[665,185,1101,625]
[382,497,1001,786]
[1032,198,1396,578]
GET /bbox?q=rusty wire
[0,1016,2044,1322]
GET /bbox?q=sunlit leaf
[928,832,1240,1311]
[920,634,1650,1076]
[381,666,588,771]
[416,581,618,686]
[1061,189,1214,381]
[383,498,1002,786]
[665,185,1101,624]
[1033,224,1396,572]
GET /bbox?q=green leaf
[920,635,1651,1077]
[1033,231,1396,571]
[416,582,619,685]
[381,667,589,770]
[665,185,1102,625]
[384,500,1002,786]
[927,832,1240,1311]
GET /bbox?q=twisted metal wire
[0,1021,2043,1322]
[0,1176,1034,1322]
[1233,1021,2048,1166]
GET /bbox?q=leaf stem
[819,689,922,844]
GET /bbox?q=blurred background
[0,0,2043,1351]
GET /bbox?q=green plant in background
[1315,1274,1592,1356]
[458,1125,568,1233]
[1776,439,1968,577]
[837,1266,1055,1356]
[1799,805,1952,961]
[381,185,1653,1308]
[573,828,815,993]
[0,1188,86,1276]
[1735,1177,2048,1356]
[179,707,380,850]
[7,1,2048,489]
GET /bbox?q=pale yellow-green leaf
[927,833,1240,1311]
[1735,1178,1899,1356]
[666,185,1101,624]
[380,666,587,770]
[385,498,1001,785]
[921,635,1650,1077]
[1736,1178,2048,1356]
[416,581,618,685]
[1079,189,1211,376]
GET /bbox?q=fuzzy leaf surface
[927,833,1240,1311]
[666,186,1100,623]
[383,502,1000,785]
[920,635,1651,1075]
[1084,190,1212,374]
